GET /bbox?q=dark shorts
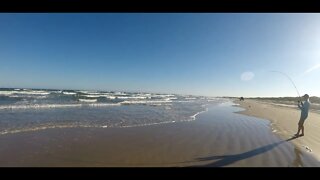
[298,117,307,126]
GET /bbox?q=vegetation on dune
[249,96,320,104]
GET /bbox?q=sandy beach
[236,99,320,162]
[2,13,320,168]
[0,100,319,167]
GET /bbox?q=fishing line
[269,71,302,101]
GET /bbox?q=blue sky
[0,13,319,97]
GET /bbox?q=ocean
[0,88,224,135]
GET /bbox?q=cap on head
[303,94,309,98]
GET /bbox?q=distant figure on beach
[239,97,244,101]
[295,94,310,137]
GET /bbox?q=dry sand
[236,99,320,161]
[0,101,319,167]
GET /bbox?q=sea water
[0,88,225,134]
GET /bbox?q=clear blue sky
[1,13,319,97]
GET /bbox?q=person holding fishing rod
[295,94,310,137]
[270,71,311,137]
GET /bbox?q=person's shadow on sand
[191,136,300,167]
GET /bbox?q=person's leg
[295,119,303,136]
[295,125,301,136]
[300,118,306,136]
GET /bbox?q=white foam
[190,108,208,120]
[0,91,14,95]
[34,95,48,99]
[152,94,175,98]
[78,91,103,95]
[8,95,20,98]
[0,119,185,135]
[14,90,50,95]
[88,103,120,107]
[51,90,62,93]
[167,97,178,100]
[0,117,195,134]
[0,124,95,135]
[79,99,97,102]
[208,99,220,102]
[149,103,163,106]
[172,100,195,103]
[63,92,77,95]
[0,90,50,97]
[0,104,83,110]
[116,96,147,99]
[115,116,199,129]
[80,94,117,99]
[8,95,48,99]
[0,104,208,135]
[82,95,100,98]
[185,97,196,100]
[120,100,172,105]
[138,93,151,96]
[116,120,179,128]
[78,90,90,94]
[0,102,120,110]
[84,92,101,95]
[92,95,116,99]
[106,95,116,99]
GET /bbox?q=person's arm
[298,101,303,110]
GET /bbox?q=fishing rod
[269,71,302,102]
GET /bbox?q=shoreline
[0,105,209,135]
[234,99,320,161]
[0,101,319,167]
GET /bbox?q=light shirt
[298,99,310,119]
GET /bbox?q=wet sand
[236,99,320,162]
[0,101,319,167]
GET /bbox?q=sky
[0,13,320,97]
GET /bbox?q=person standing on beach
[295,94,310,137]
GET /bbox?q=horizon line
[0,87,319,98]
